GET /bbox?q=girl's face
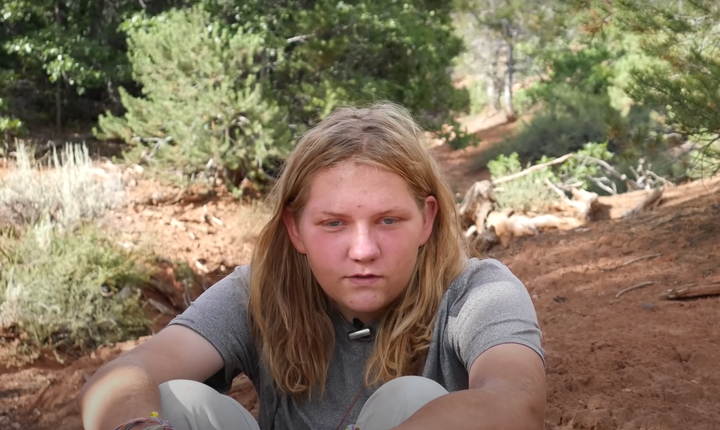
[283,161,437,323]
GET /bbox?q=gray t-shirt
[169,257,544,430]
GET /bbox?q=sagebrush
[0,223,151,362]
[0,142,123,231]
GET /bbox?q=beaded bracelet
[114,412,175,430]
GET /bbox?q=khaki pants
[159,376,448,430]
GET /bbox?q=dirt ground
[2,119,720,430]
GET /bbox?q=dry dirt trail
[2,118,720,429]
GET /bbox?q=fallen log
[458,180,495,233]
[620,187,664,218]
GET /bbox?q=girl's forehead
[303,164,416,213]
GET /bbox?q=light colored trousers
[159,376,448,430]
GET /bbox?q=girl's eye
[381,218,396,225]
[326,220,342,227]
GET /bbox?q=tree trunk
[503,36,516,123]
[55,0,63,132]
[55,80,62,132]
[489,43,503,112]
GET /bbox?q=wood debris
[620,187,664,218]
[148,298,176,316]
[660,283,720,300]
[458,152,671,251]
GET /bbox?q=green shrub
[488,152,558,212]
[480,85,615,166]
[488,142,616,212]
[0,223,151,360]
[96,5,291,188]
[0,97,25,148]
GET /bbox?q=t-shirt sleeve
[167,265,257,392]
[447,258,545,372]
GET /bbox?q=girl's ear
[283,208,307,254]
[420,196,438,246]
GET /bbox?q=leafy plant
[0,223,152,361]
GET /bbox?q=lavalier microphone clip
[348,318,373,340]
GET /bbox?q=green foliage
[207,0,466,127]
[507,42,621,158]
[1,0,131,93]
[565,0,720,175]
[0,141,151,362]
[558,142,614,189]
[488,142,614,211]
[0,70,25,143]
[0,99,25,142]
[488,152,557,212]
[97,6,291,186]
[94,1,466,185]
[481,88,614,165]
[616,0,720,169]
[0,223,151,359]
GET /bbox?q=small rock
[587,394,608,410]
[150,191,165,204]
[545,406,563,426]
[11,422,21,429]
[639,302,656,310]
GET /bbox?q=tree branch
[493,153,574,185]
[587,175,617,195]
[286,34,313,44]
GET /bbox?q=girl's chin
[338,302,390,322]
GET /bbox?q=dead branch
[620,187,664,218]
[603,253,661,272]
[148,298,176,316]
[544,179,566,200]
[615,281,654,298]
[575,154,627,180]
[494,153,574,185]
[286,34,313,44]
[587,175,617,195]
[647,170,675,187]
[660,283,720,300]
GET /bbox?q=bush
[0,223,151,361]
[484,88,614,164]
[488,142,616,212]
[0,98,25,145]
[488,152,558,213]
[0,142,123,231]
[97,5,291,188]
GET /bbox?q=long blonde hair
[248,102,469,399]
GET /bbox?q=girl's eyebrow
[320,207,406,217]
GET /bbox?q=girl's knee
[159,380,259,430]
[373,376,448,400]
[159,379,219,405]
[355,376,449,430]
